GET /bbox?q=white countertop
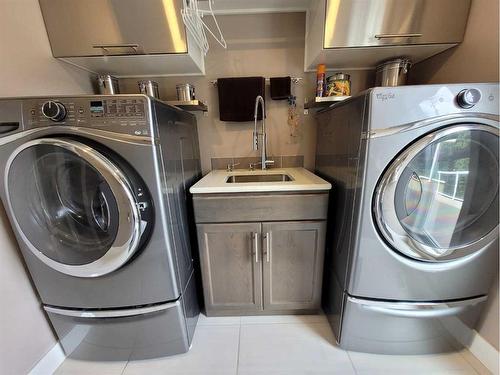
[190,168,332,194]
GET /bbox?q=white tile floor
[55,314,492,375]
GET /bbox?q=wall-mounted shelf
[165,99,208,112]
[304,96,351,109]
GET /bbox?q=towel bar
[210,77,302,86]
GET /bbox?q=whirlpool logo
[375,92,396,101]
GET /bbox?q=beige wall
[0,9,372,372]
[0,0,93,374]
[120,13,374,174]
[5,2,494,371]
[411,0,500,352]
[410,0,499,84]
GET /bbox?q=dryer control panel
[23,96,152,137]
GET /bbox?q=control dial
[42,101,66,122]
[457,89,481,109]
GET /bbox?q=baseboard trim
[28,342,66,375]
[445,313,499,374]
[467,330,499,375]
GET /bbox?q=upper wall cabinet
[305,0,471,71]
[39,0,204,77]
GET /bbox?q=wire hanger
[199,0,227,49]
[181,0,227,55]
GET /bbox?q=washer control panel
[24,96,152,136]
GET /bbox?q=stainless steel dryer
[0,95,201,360]
[316,84,499,354]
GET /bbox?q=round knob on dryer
[457,89,481,109]
[42,101,67,122]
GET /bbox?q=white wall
[0,0,93,373]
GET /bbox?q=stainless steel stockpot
[375,58,412,87]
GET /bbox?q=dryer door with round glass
[374,124,499,261]
[5,138,150,277]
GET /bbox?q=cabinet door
[197,223,263,314]
[262,221,326,311]
[323,0,470,48]
[39,0,188,57]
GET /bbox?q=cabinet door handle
[253,232,259,263]
[92,44,140,54]
[374,33,422,39]
[265,232,271,263]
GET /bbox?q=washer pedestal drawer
[46,300,190,361]
[339,294,486,355]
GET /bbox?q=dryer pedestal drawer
[46,301,190,361]
[339,295,486,355]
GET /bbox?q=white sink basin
[226,173,293,183]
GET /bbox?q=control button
[41,101,67,122]
[457,89,481,108]
[134,130,142,135]
[78,108,84,114]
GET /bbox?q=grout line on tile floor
[346,350,359,375]
[120,362,128,375]
[120,349,133,375]
[458,352,475,375]
[235,320,242,375]
[458,349,484,375]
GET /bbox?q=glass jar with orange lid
[326,73,351,97]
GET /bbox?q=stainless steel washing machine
[316,84,499,354]
[0,95,201,360]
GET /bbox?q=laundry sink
[226,173,293,183]
[190,168,331,193]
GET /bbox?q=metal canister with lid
[138,80,160,99]
[97,74,119,95]
[326,73,351,97]
[176,83,196,101]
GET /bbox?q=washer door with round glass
[374,124,499,262]
[5,138,146,277]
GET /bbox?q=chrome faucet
[252,95,274,170]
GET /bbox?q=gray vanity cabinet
[262,221,326,312]
[197,223,263,315]
[194,192,329,316]
[197,221,326,315]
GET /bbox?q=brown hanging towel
[270,76,291,100]
[217,77,265,121]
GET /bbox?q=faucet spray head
[253,95,265,151]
